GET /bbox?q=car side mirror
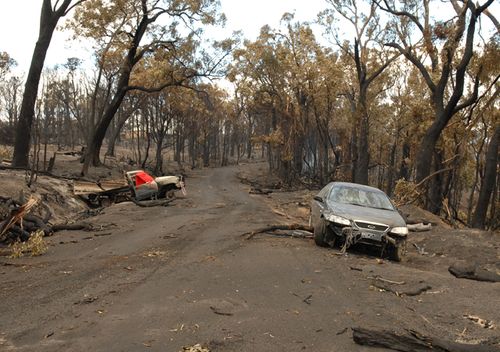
[313,195,323,203]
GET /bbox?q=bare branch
[455,71,499,114]
[366,52,400,86]
[53,0,61,12]
[374,0,425,34]
[63,0,86,16]
[476,0,495,14]
[484,8,500,33]
[385,42,435,93]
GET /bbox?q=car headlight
[391,226,408,235]
[324,213,351,226]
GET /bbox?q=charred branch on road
[243,223,313,240]
[448,262,500,283]
[352,327,500,352]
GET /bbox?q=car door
[311,183,332,228]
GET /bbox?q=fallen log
[244,224,313,240]
[24,214,52,236]
[50,223,93,232]
[126,197,176,207]
[0,196,21,207]
[407,223,432,232]
[352,327,500,352]
[9,225,31,242]
[249,187,273,195]
[448,262,500,283]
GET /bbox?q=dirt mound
[398,204,451,228]
[0,170,87,224]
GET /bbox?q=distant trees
[69,0,228,175]
[0,52,21,145]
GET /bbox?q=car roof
[326,182,386,194]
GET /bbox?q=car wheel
[391,239,407,262]
[314,219,328,247]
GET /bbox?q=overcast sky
[0,0,328,74]
[1,0,497,75]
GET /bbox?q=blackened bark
[141,130,151,169]
[355,112,369,185]
[415,116,446,183]
[428,148,445,214]
[154,135,164,175]
[106,110,129,157]
[386,141,397,196]
[472,124,499,229]
[350,130,358,183]
[399,139,410,180]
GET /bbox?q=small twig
[210,306,233,316]
[94,232,113,237]
[411,242,428,255]
[303,294,313,305]
[368,276,406,285]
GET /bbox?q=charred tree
[12,0,84,167]
[472,124,499,229]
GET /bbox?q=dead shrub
[0,145,13,161]
[9,230,48,258]
[393,179,424,207]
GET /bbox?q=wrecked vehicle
[74,170,185,206]
[125,170,185,201]
[310,182,408,261]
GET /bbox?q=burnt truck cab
[125,170,185,201]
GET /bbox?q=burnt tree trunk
[154,134,165,175]
[81,15,150,175]
[415,117,446,183]
[106,109,129,157]
[82,87,129,175]
[386,141,397,196]
[472,124,499,229]
[399,139,410,180]
[12,0,76,167]
[428,147,445,214]
[355,111,370,185]
[349,38,395,185]
[141,112,151,169]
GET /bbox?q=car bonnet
[326,201,406,228]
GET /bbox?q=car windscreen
[328,186,394,210]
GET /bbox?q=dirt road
[1,165,499,351]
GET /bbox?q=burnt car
[310,182,408,261]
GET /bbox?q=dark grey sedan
[310,182,408,261]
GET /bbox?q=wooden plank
[73,180,128,195]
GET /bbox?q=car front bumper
[327,222,404,247]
